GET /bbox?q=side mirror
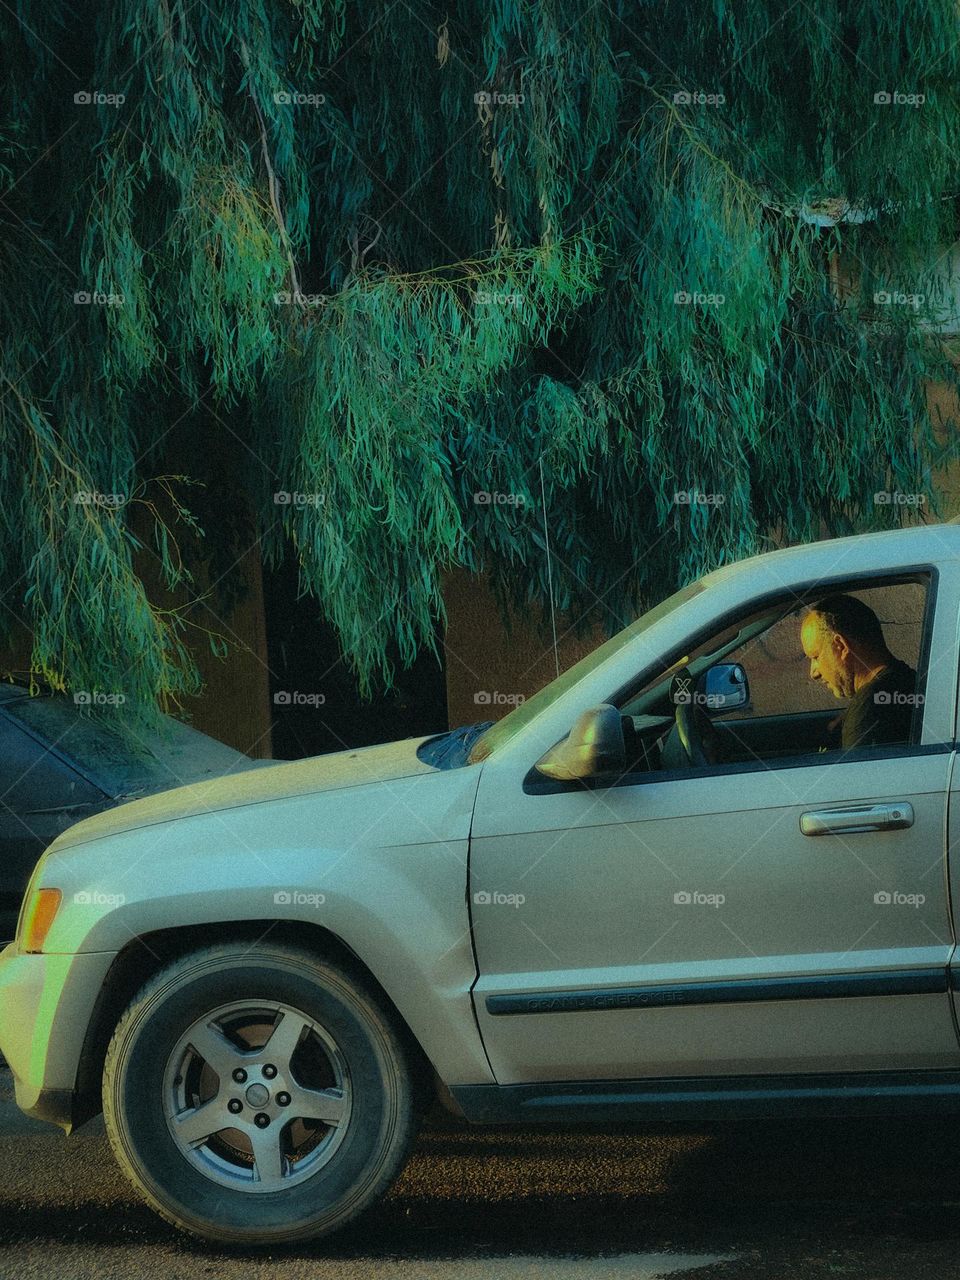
[699,663,749,714]
[535,704,626,782]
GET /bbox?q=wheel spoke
[262,1010,311,1068]
[189,1021,244,1079]
[250,1126,286,1185]
[289,1085,347,1126]
[171,1098,225,1146]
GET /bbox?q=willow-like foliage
[2,0,960,714]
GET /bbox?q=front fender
[34,765,492,1086]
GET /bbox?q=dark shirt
[841,659,918,749]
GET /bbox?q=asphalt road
[2,1068,960,1280]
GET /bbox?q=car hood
[47,736,437,855]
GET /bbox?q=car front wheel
[102,942,421,1245]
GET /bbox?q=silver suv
[2,524,959,1245]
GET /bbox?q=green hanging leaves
[2,0,960,719]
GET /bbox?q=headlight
[19,888,62,953]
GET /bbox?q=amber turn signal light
[21,888,62,953]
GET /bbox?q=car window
[469,579,704,763]
[6,696,253,796]
[616,575,931,775]
[0,715,104,812]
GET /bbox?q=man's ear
[832,632,851,662]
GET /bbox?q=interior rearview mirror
[535,704,626,782]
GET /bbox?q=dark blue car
[0,683,260,941]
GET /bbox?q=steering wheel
[675,701,724,768]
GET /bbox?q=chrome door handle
[799,802,914,837]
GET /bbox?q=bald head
[800,594,891,699]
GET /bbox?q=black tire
[102,942,421,1245]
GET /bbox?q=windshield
[468,579,705,762]
[6,696,255,796]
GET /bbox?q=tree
[2,0,960,719]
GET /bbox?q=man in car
[800,593,918,749]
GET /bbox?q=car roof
[701,521,960,588]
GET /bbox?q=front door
[469,574,958,1085]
